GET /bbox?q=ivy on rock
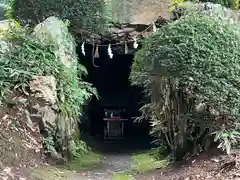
[0,19,97,158]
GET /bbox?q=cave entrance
[77,43,152,152]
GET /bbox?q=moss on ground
[67,151,102,171]
[111,149,169,179]
[30,149,168,180]
[112,173,133,180]
[29,166,75,180]
[28,150,102,179]
[130,150,169,173]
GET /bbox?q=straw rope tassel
[94,44,99,58]
[108,44,113,59]
[125,41,128,54]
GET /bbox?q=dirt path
[74,153,134,180]
[73,134,153,179]
[72,135,240,180]
[135,149,240,180]
[73,148,240,180]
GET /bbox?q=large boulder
[28,76,60,158]
[29,17,80,158]
[29,104,57,131]
[29,76,57,105]
[178,2,240,24]
[29,76,58,132]
[33,16,77,69]
[187,2,239,23]
[172,3,240,37]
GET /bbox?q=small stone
[234,173,240,177]
[206,176,212,179]
[211,158,220,163]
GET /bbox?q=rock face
[172,3,240,37]
[30,76,57,105]
[28,76,58,140]
[27,16,79,158]
[27,75,61,158]
[180,2,240,24]
[33,16,77,69]
[29,104,57,131]
[196,2,238,22]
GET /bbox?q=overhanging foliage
[10,0,106,38]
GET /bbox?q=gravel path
[73,133,152,179]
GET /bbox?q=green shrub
[199,0,238,9]
[171,0,239,9]
[10,0,106,37]
[0,22,60,96]
[131,13,240,159]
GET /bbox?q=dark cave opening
[76,43,153,152]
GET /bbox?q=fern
[0,20,97,157]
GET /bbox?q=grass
[30,149,168,180]
[130,150,169,173]
[29,166,75,180]
[28,150,102,179]
[29,151,102,179]
[112,149,169,179]
[67,151,102,171]
[112,173,133,180]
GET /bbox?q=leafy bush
[0,22,60,96]
[131,13,240,159]
[10,0,106,37]
[170,0,239,9]
[0,21,96,115]
[200,0,238,9]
